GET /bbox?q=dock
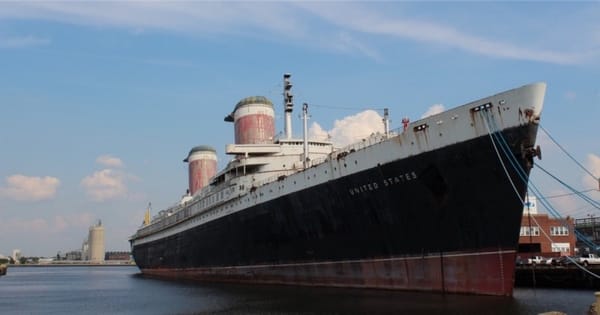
[515,265,600,289]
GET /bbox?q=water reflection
[0,266,591,315]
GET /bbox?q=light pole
[588,214,596,250]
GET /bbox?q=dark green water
[0,266,593,314]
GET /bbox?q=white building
[81,239,89,261]
[12,249,21,263]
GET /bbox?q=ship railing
[136,185,243,239]
[389,127,402,136]
[248,157,333,189]
[253,175,281,188]
[273,132,315,142]
[137,202,193,237]
[309,157,328,166]
[251,168,302,188]
[332,132,385,158]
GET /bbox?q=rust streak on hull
[139,250,516,296]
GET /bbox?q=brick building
[105,251,131,261]
[517,196,577,257]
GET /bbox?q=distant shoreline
[10,262,136,267]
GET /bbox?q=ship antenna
[302,102,309,169]
[383,108,390,137]
[283,73,293,139]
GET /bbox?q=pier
[515,265,600,289]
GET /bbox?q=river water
[0,266,593,314]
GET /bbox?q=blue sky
[0,2,598,257]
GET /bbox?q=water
[0,266,593,314]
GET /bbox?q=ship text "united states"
[348,171,418,196]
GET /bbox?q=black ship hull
[131,124,537,296]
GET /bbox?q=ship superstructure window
[520,226,540,236]
[550,226,569,236]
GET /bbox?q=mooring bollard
[593,292,600,315]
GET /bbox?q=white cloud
[53,213,95,232]
[295,3,595,65]
[82,155,138,202]
[309,122,329,142]
[583,154,600,191]
[2,2,596,64]
[0,213,94,236]
[81,169,127,202]
[309,110,384,147]
[0,217,49,232]
[421,104,445,119]
[0,175,60,201]
[327,32,382,62]
[0,35,50,48]
[96,155,124,168]
[542,189,581,218]
[0,2,305,37]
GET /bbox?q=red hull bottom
[140,249,517,296]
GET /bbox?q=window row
[520,226,540,236]
[519,225,570,236]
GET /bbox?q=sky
[0,1,599,257]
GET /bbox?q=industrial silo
[88,221,105,263]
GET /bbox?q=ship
[130,74,546,296]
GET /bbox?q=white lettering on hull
[348,171,418,196]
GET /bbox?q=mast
[383,108,390,137]
[143,203,151,226]
[283,73,293,139]
[302,103,309,168]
